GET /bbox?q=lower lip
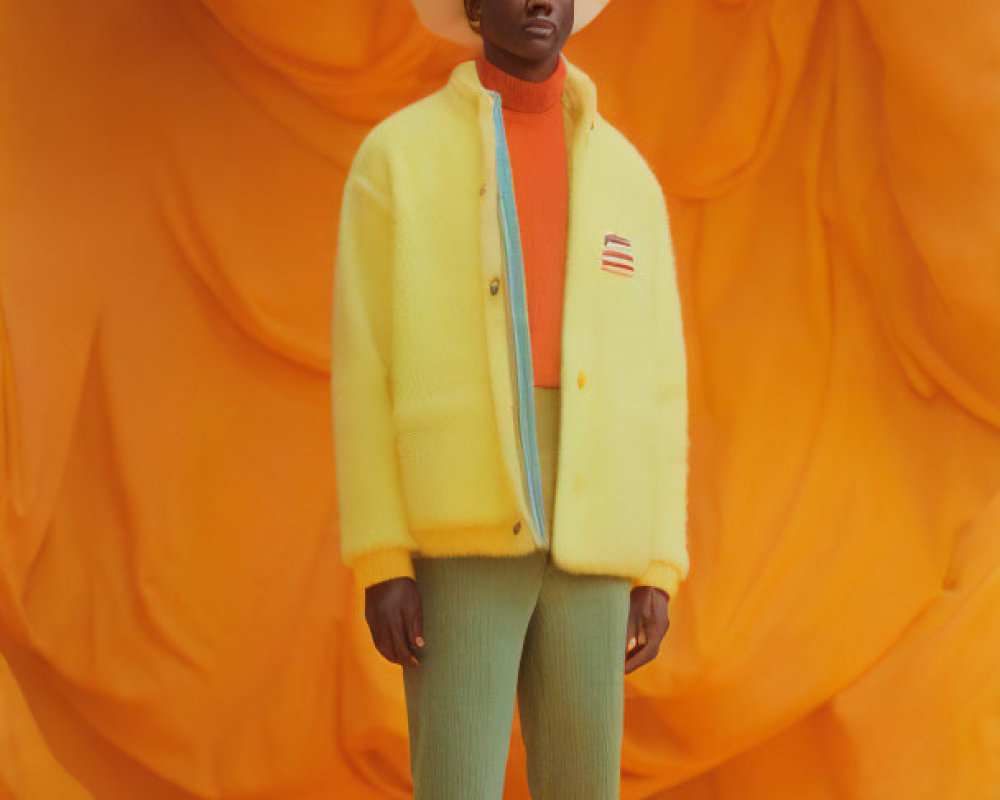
[524,23,555,37]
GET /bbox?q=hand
[364,576,425,668]
[624,586,670,674]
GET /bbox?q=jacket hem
[411,522,543,559]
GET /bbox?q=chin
[513,39,560,60]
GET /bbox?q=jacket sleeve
[630,183,691,600]
[331,139,419,591]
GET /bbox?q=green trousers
[402,386,632,800]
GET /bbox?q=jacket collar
[446,53,597,132]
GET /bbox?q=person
[331,0,689,796]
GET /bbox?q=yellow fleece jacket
[331,55,690,598]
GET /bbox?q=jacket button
[512,520,522,534]
[479,183,487,197]
[577,370,587,389]
[489,277,501,295]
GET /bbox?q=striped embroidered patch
[601,232,635,277]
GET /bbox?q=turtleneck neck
[475,54,567,113]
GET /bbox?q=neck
[476,52,566,113]
[480,42,561,82]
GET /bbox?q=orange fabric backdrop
[2,0,998,798]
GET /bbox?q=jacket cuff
[630,561,683,599]
[350,547,416,590]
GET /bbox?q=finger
[625,635,661,673]
[638,590,656,646]
[403,605,424,665]
[390,610,417,668]
[624,640,659,675]
[372,625,397,665]
[626,607,639,654]
[625,633,652,673]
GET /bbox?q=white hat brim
[411,0,611,48]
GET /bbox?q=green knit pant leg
[519,385,632,799]
[402,550,548,800]
[516,565,631,800]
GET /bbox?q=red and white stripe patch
[601,232,635,277]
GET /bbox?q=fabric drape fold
[2,0,997,797]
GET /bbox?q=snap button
[479,183,487,197]
[489,277,500,295]
[512,520,522,534]
[577,370,587,389]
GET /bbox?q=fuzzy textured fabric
[332,54,689,597]
[476,54,568,389]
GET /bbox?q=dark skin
[364,0,672,674]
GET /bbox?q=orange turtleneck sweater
[476,54,568,389]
